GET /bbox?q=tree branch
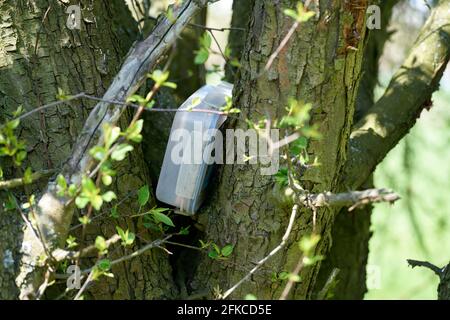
[52,235,121,262]
[16,0,211,299]
[407,259,443,278]
[304,188,400,211]
[344,0,450,190]
[0,170,56,190]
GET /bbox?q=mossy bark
[314,0,399,299]
[187,0,370,299]
[0,0,174,299]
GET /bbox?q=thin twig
[263,20,300,74]
[222,204,299,299]
[188,22,246,32]
[317,268,340,300]
[279,254,304,300]
[74,267,95,300]
[52,234,121,262]
[0,169,56,190]
[55,235,172,279]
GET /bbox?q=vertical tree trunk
[188,0,370,299]
[0,0,175,299]
[225,0,255,81]
[314,0,399,299]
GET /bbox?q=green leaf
[95,236,107,255]
[98,259,111,271]
[111,144,133,161]
[190,97,201,109]
[138,185,150,207]
[152,211,175,227]
[162,81,177,89]
[290,137,308,155]
[116,226,135,246]
[125,232,135,246]
[103,124,121,149]
[23,167,33,184]
[81,176,97,193]
[89,146,106,161]
[127,94,147,106]
[179,226,190,236]
[230,58,241,68]
[283,8,298,20]
[303,255,324,266]
[278,271,289,280]
[110,206,119,219]
[299,234,321,255]
[146,100,155,109]
[125,120,143,143]
[116,226,126,239]
[102,191,116,202]
[289,274,301,282]
[194,48,209,65]
[12,105,24,117]
[15,150,27,165]
[57,174,67,190]
[212,243,220,254]
[56,87,71,101]
[75,196,89,209]
[221,244,234,257]
[78,216,91,225]
[68,184,77,197]
[66,235,78,249]
[275,168,289,187]
[90,195,103,211]
[208,250,219,260]
[200,32,212,49]
[149,70,170,86]
[245,294,257,300]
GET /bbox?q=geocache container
[156,82,233,215]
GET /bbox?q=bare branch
[304,188,400,211]
[0,170,56,191]
[407,259,443,278]
[55,235,172,280]
[52,235,121,262]
[317,268,340,300]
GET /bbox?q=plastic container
[156,82,233,215]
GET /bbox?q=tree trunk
[0,0,174,299]
[188,0,370,299]
[314,0,399,299]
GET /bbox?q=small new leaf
[95,236,108,255]
[221,244,234,257]
[138,185,150,207]
[111,144,133,161]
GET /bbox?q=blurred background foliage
[366,0,450,300]
[128,0,450,299]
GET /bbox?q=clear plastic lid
[156,81,233,214]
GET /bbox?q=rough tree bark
[314,0,399,299]
[0,0,174,299]
[190,0,371,299]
